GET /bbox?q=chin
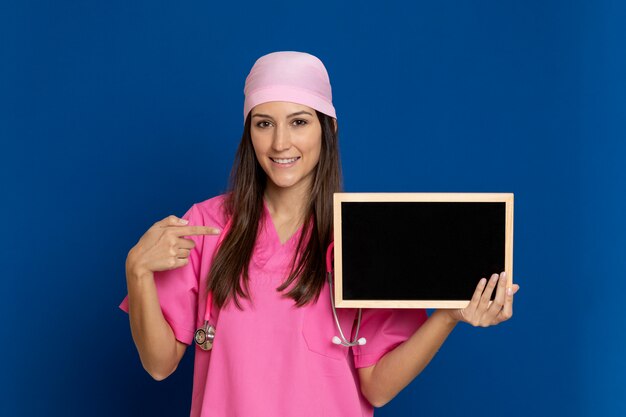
[271,180,299,189]
[267,175,303,190]
[265,168,315,191]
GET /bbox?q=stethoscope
[193,219,229,351]
[326,242,366,347]
[194,228,366,350]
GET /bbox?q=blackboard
[333,193,514,308]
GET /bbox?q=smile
[270,157,301,165]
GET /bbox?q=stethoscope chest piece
[194,321,216,351]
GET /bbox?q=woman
[119,51,520,417]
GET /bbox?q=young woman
[119,51,520,417]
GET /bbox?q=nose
[271,123,292,152]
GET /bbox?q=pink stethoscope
[193,218,232,351]
[194,230,366,351]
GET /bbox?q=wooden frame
[332,193,514,309]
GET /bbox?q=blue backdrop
[2,0,624,416]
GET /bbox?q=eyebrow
[251,110,313,119]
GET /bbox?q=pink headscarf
[243,51,337,124]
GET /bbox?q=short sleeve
[351,308,428,369]
[118,204,203,345]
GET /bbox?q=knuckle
[168,258,176,267]
[155,215,175,226]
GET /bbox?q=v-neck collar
[250,200,305,270]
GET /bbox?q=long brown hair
[206,110,342,309]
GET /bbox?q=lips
[270,156,301,164]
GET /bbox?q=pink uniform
[119,194,428,417]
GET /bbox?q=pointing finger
[175,225,222,236]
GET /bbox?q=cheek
[250,137,267,160]
[311,138,322,164]
[311,145,322,165]
[304,130,322,163]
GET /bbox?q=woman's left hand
[442,272,520,327]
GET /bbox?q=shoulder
[188,193,230,229]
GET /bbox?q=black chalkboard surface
[332,193,514,308]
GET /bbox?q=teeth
[271,157,299,164]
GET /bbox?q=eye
[292,119,308,126]
[255,120,272,128]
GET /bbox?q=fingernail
[506,287,513,296]
[179,219,189,224]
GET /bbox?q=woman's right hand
[126,215,221,278]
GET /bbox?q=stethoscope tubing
[326,242,365,347]
[194,224,364,350]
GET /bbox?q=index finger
[172,225,221,236]
[467,277,487,310]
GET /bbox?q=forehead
[251,101,315,117]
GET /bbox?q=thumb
[170,216,189,225]
[157,215,189,226]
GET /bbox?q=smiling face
[250,101,322,194]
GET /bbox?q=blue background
[2,0,624,416]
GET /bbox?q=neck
[263,179,312,224]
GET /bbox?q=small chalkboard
[333,193,514,309]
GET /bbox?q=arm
[358,309,457,407]
[125,264,187,381]
[359,271,520,407]
[122,213,220,380]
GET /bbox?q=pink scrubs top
[119,194,428,417]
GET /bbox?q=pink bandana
[243,51,337,124]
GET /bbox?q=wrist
[433,309,461,327]
[126,259,152,283]
[127,268,153,283]
[125,248,151,281]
